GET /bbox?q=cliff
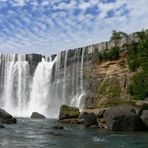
[52,31,142,109]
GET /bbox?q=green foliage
[128,30,148,100]
[110,30,128,41]
[97,47,120,61]
[128,72,148,100]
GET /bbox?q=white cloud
[0,0,148,55]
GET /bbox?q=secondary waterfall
[0,54,30,117]
[0,49,86,118]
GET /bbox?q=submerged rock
[0,124,5,128]
[104,104,145,131]
[59,105,80,120]
[0,108,17,124]
[53,124,64,130]
[82,112,97,127]
[31,112,46,119]
[49,131,63,136]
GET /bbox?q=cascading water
[28,57,56,117]
[0,54,30,117]
[0,49,86,118]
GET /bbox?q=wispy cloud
[0,0,147,55]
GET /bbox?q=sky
[0,0,148,55]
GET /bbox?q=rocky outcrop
[31,112,46,119]
[0,108,17,124]
[59,105,80,120]
[104,104,145,131]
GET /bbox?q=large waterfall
[0,48,86,118]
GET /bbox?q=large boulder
[0,108,17,124]
[141,110,148,129]
[83,112,97,127]
[31,112,46,119]
[104,104,145,131]
[59,105,80,120]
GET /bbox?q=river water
[0,118,148,148]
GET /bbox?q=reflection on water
[0,118,148,148]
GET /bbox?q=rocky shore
[58,102,148,131]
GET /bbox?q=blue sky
[0,0,148,55]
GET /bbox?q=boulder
[0,108,17,124]
[83,112,97,127]
[104,104,145,131]
[141,110,148,129]
[31,112,46,119]
[59,105,80,120]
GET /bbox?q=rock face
[141,110,148,129]
[59,105,80,120]
[83,112,97,127]
[104,104,145,131]
[31,112,46,119]
[0,108,17,124]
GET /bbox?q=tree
[110,30,128,41]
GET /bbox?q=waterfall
[0,54,30,117]
[0,49,86,118]
[70,48,86,108]
[28,58,55,117]
[62,50,68,103]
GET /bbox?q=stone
[104,104,145,131]
[83,112,97,127]
[53,124,64,130]
[141,110,148,129]
[59,105,80,120]
[0,108,17,124]
[31,112,46,119]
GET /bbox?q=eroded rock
[104,104,145,131]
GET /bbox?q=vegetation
[128,30,148,100]
[110,30,128,41]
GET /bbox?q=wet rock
[53,124,64,130]
[62,118,84,124]
[0,108,17,124]
[104,104,145,131]
[31,112,46,119]
[59,105,80,120]
[83,112,97,127]
[141,110,148,129]
[1,117,17,124]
